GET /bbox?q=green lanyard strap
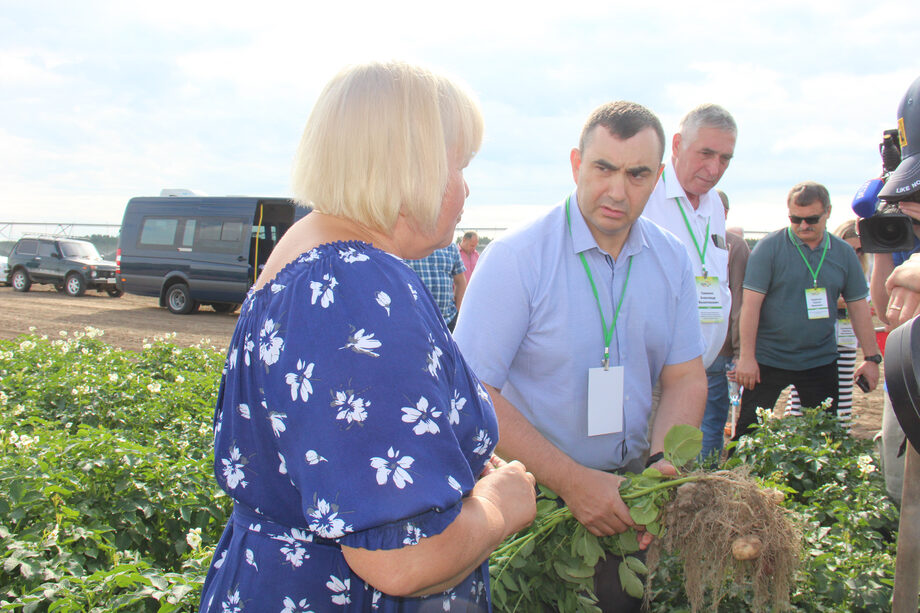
[565,197,633,368]
[787,227,829,288]
[663,173,711,276]
[675,196,710,276]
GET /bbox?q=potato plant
[0,330,229,611]
[0,330,903,611]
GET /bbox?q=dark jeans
[733,360,838,440]
[593,551,645,612]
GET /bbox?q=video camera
[852,128,917,253]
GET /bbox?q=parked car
[7,236,121,297]
[0,255,8,286]
[116,196,309,314]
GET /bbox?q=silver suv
[7,237,121,297]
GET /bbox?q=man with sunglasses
[733,181,881,439]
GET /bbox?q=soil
[0,285,887,440]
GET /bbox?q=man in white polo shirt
[643,103,736,462]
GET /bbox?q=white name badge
[836,318,858,347]
[695,276,724,323]
[587,366,625,436]
[805,288,829,319]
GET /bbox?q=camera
[855,129,918,253]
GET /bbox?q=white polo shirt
[643,165,731,369]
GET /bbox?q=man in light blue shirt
[454,101,706,611]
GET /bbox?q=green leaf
[617,530,640,554]
[618,560,645,599]
[663,424,703,468]
[583,532,605,567]
[624,555,648,575]
[628,496,659,525]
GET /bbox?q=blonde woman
[199,62,536,612]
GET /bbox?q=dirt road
[0,285,238,352]
[0,285,886,440]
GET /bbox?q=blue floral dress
[200,241,498,613]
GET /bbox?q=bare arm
[871,252,896,325]
[342,459,535,597]
[452,272,467,312]
[846,298,881,391]
[649,357,707,455]
[484,383,635,538]
[735,289,766,390]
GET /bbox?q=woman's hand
[472,459,536,537]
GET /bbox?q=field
[0,285,888,440]
[0,285,901,611]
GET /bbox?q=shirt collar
[786,226,830,251]
[567,190,648,259]
[663,165,711,215]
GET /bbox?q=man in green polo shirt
[733,181,882,438]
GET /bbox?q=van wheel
[11,269,31,292]
[166,283,197,314]
[107,288,124,298]
[212,303,239,314]
[64,273,86,297]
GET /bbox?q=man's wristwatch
[864,354,883,364]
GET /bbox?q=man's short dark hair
[462,230,478,241]
[787,181,831,211]
[579,101,665,162]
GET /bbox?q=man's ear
[672,132,682,159]
[570,148,582,184]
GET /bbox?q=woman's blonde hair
[291,61,483,234]
[834,219,868,274]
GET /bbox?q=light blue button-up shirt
[454,192,703,471]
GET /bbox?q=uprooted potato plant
[489,425,802,613]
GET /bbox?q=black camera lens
[877,217,910,244]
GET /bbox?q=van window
[140,219,180,247]
[196,218,247,254]
[181,220,196,248]
[15,239,38,255]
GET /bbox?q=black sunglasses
[789,214,823,225]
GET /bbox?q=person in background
[705,189,750,459]
[199,61,536,613]
[455,100,706,611]
[727,226,745,239]
[870,74,920,505]
[642,104,737,463]
[734,182,881,440]
[458,230,480,282]
[785,219,868,426]
[407,242,467,331]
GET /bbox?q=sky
[2,0,920,238]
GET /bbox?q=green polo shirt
[743,227,868,370]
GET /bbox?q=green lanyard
[788,227,829,288]
[565,197,633,369]
[664,174,711,276]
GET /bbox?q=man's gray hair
[678,104,737,143]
